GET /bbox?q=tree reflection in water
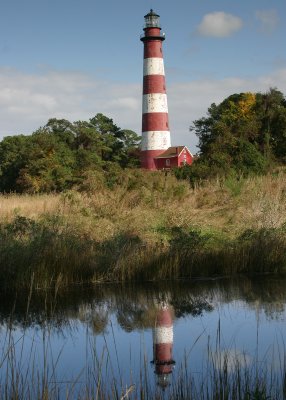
[1,276,286,331]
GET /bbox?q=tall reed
[0,171,286,290]
[1,324,285,399]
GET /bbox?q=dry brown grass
[1,171,286,290]
[239,173,286,229]
[182,171,286,235]
[1,172,286,243]
[0,193,60,223]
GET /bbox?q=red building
[154,145,193,170]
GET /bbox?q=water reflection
[1,276,285,329]
[0,276,286,397]
[151,301,175,389]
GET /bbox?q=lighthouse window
[166,159,170,166]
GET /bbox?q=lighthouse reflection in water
[151,301,175,389]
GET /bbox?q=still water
[0,276,285,398]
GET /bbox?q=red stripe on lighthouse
[156,308,173,326]
[142,113,169,131]
[144,27,162,37]
[143,75,166,94]
[152,304,175,387]
[144,41,163,58]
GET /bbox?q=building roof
[144,9,160,18]
[154,146,192,159]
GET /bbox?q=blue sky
[1,0,285,152]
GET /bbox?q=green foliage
[187,88,286,183]
[1,212,285,290]
[224,173,244,197]
[169,226,211,252]
[0,135,29,192]
[0,114,140,193]
[16,128,77,192]
[4,215,39,245]
[231,139,269,174]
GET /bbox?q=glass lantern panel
[145,16,160,27]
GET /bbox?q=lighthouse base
[140,150,166,170]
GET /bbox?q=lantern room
[144,9,161,29]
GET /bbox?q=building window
[166,159,170,166]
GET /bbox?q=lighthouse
[151,302,175,389]
[140,9,171,170]
[140,10,194,170]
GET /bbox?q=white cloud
[0,67,141,137]
[0,67,286,153]
[197,12,243,38]
[212,349,251,371]
[255,9,279,33]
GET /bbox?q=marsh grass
[0,193,60,223]
[1,170,286,290]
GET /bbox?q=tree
[89,113,140,167]
[117,129,141,168]
[0,135,29,192]
[74,120,105,173]
[16,128,76,192]
[44,118,77,147]
[255,88,286,161]
[188,88,286,180]
[0,114,140,193]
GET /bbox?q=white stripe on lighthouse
[143,58,165,76]
[141,131,171,150]
[142,93,168,113]
[154,326,173,344]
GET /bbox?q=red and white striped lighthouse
[140,9,171,170]
[152,302,175,389]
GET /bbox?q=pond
[0,276,285,399]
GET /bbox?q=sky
[0,0,285,153]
